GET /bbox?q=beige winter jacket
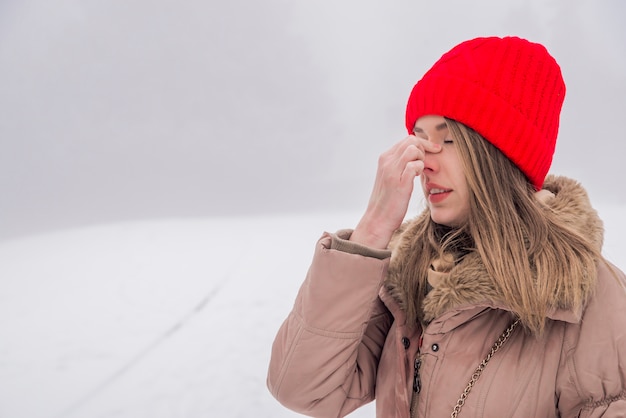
[267,176,626,417]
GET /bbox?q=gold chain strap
[450,318,520,418]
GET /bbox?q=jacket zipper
[410,356,421,418]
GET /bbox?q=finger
[421,139,442,154]
[394,134,422,152]
[379,140,418,173]
[400,160,425,185]
[389,144,421,180]
[400,143,423,164]
[406,134,443,154]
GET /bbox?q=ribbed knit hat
[405,36,566,190]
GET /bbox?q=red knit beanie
[405,36,566,190]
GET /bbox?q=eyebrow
[413,122,448,133]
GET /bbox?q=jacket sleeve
[557,261,626,417]
[267,231,393,418]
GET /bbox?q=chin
[430,213,461,228]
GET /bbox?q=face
[413,115,470,227]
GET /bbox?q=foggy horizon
[1,0,625,240]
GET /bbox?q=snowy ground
[1,207,624,418]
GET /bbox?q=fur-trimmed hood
[384,175,604,324]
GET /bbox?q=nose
[423,148,439,173]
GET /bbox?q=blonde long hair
[393,119,600,335]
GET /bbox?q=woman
[267,36,626,417]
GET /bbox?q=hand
[350,135,441,249]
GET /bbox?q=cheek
[458,190,471,220]
[420,177,429,195]
[448,158,467,190]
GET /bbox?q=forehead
[413,115,448,133]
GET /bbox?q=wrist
[350,215,393,249]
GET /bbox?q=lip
[429,191,451,204]
[426,183,452,204]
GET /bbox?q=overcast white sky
[1,0,625,240]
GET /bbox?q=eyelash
[411,133,454,145]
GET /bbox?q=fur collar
[385,175,604,323]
